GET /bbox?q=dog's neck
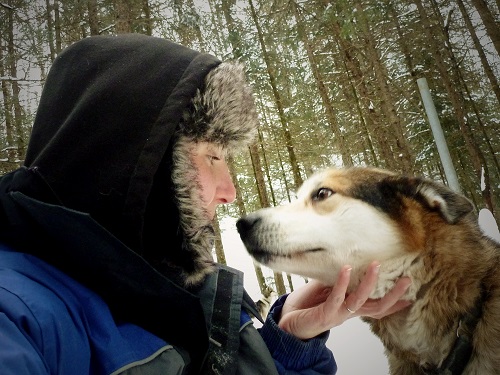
[409,285,486,375]
[366,253,490,373]
[355,254,421,300]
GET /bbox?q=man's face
[190,142,236,219]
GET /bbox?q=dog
[236,166,500,374]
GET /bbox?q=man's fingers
[357,277,412,317]
[284,280,332,311]
[342,261,380,313]
[279,262,413,339]
[325,265,352,307]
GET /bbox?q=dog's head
[237,167,474,295]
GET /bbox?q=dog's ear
[352,172,474,224]
[400,177,474,224]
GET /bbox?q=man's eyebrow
[207,144,225,155]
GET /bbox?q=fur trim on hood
[179,62,258,150]
[172,62,258,285]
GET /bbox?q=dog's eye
[313,188,334,201]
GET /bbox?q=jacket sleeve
[259,294,337,375]
[0,310,49,374]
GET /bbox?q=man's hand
[278,261,412,339]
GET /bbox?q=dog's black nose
[236,215,260,235]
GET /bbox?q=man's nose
[218,165,237,204]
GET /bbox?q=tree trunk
[0,34,15,170]
[454,1,500,179]
[88,0,100,35]
[213,214,226,265]
[142,0,152,36]
[249,142,270,208]
[286,273,295,292]
[248,0,303,190]
[54,0,61,53]
[6,5,23,160]
[228,156,247,217]
[45,0,56,61]
[292,1,353,167]
[457,0,500,105]
[354,0,414,173]
[327,12,398,170]
[340,58,379,167]
[254,265,268,295]
[172,0,204,49]
[273,271,287,296]
[416,0,496,217]
[115,0,132,34]
[257,128,277,206]
[2,2,24,164]
[469,0,500,57]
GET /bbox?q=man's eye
[208,155,220,162]
[312,188,334,201]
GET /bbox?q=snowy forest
[1,0,499,294]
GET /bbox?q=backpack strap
[242,290,265,324]
[198,265,244,375]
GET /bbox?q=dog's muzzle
[236,215,260,237]
[236,215,274,264]
[236,214,260,252]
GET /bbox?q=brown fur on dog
[237,166,500,374]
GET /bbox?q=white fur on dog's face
[237,169,405,290]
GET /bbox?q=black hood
[21,34,258,285]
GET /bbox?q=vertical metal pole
[417,77,461,193]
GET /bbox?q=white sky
[220,210,500,374]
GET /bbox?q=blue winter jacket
[0,246,169,375]
[0,240,336,375]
